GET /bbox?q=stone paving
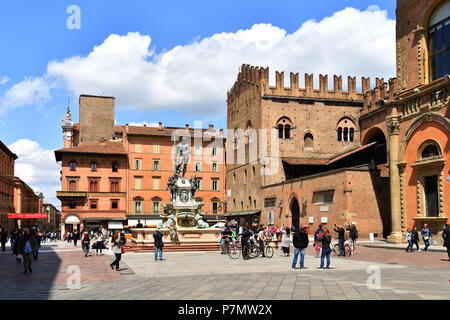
[0,241,448,300]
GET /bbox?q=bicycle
[332,239,351,256]
[227,240,241,259]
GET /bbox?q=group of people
[6,227,41,273]
[405,224,433,252]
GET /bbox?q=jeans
[74,239,78,246]
[413,239,420,251]
[33,249,38,260]
[320,247,331,268]
[406,240,414,252]
[424,239,430,251]
[82,241,90,254]
[259,239,265,257]
[221,238,230,253]
[155,246,163,260]
[292,248,305,269]
[96,241,103,254]
[447,247,450,260]
[338,239,345,256]
[111,253,121,270]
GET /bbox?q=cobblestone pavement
[0,241,448,300]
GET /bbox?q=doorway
[290,197,300,229]
[424,175,439,217]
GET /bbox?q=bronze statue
[174,136,191,177]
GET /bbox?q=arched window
[428,1,450,81]
[276,117,293,139]
[304,133,314,150]
[337,117,356,142]
[422,144,440,159]
[278,124,284,139]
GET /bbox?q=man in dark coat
[443,224,450,261]
[292,227,309,269]
[153,228,164,261]
[334,224,346,256]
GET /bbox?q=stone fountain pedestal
[128,175,221,252]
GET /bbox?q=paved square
[0,241,448,300]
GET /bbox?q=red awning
[8,213,47,219]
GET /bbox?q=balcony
[57,191,126,200]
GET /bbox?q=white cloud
[8,139,60,209]
[0,76,9,85]
[0,77,53,113]
[128,121,159,127]
[1,6,395,116]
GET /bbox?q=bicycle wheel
[228,242,241,259]
[345,245,352,256]
[249,245,260,258]
[333,244,340,256]
[265,245,274,258]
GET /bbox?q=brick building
[0,140,17,231]
[225,0,449,241]
[225,66,390,237]
[55,95,226,235]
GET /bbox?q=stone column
[386,117,403,243]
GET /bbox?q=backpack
[350,227,358,239]
[83,233,90,241]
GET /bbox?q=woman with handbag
[421,224,432,252]
[110,232,124,271]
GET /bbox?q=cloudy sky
[0,0,396,208]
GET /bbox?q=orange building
[13,177,41,229]
[55,95,226,234]
[0,140,17,231]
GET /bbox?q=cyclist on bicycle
[81,229,91,257]
[239,227,252,260]
[257,226,268,257]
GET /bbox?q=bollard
[369,233,374,242]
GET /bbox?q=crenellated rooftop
[361,77,397,116]
[227,64,388,104]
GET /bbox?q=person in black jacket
[153,228,164,261]
[412,226,421,251]
[319,229,332,269]
[333,224,346,256]
[292,227,309,269]
[443,224,450,261]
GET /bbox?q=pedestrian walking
[95,233,104,255]
[1,229,8,252]
[17,229,37,274]
[81,229,90,257]
[30,228,39,260]
[220,225,231,254]
[346,222,358,255]
[405,228,414,252]
[257,226,267,257]
[314,225,324,258]
[442,224,450,261]
[73,230,79,247]
[421,224,432,252]
[281,226,291,257]
[153,228,164,261]
[13,229,22,264]
[333,224,346,256]
[292,226,309,269]
[110,232,124,271]
[319,229,332,269]
[412,226,421,251]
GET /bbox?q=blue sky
[0,0,396,206]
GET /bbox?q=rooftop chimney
[159,122,163,130]
[185,124,190,130]
[208,124,214,130]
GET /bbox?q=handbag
[218,237,222,243]
[121,246,125,254]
